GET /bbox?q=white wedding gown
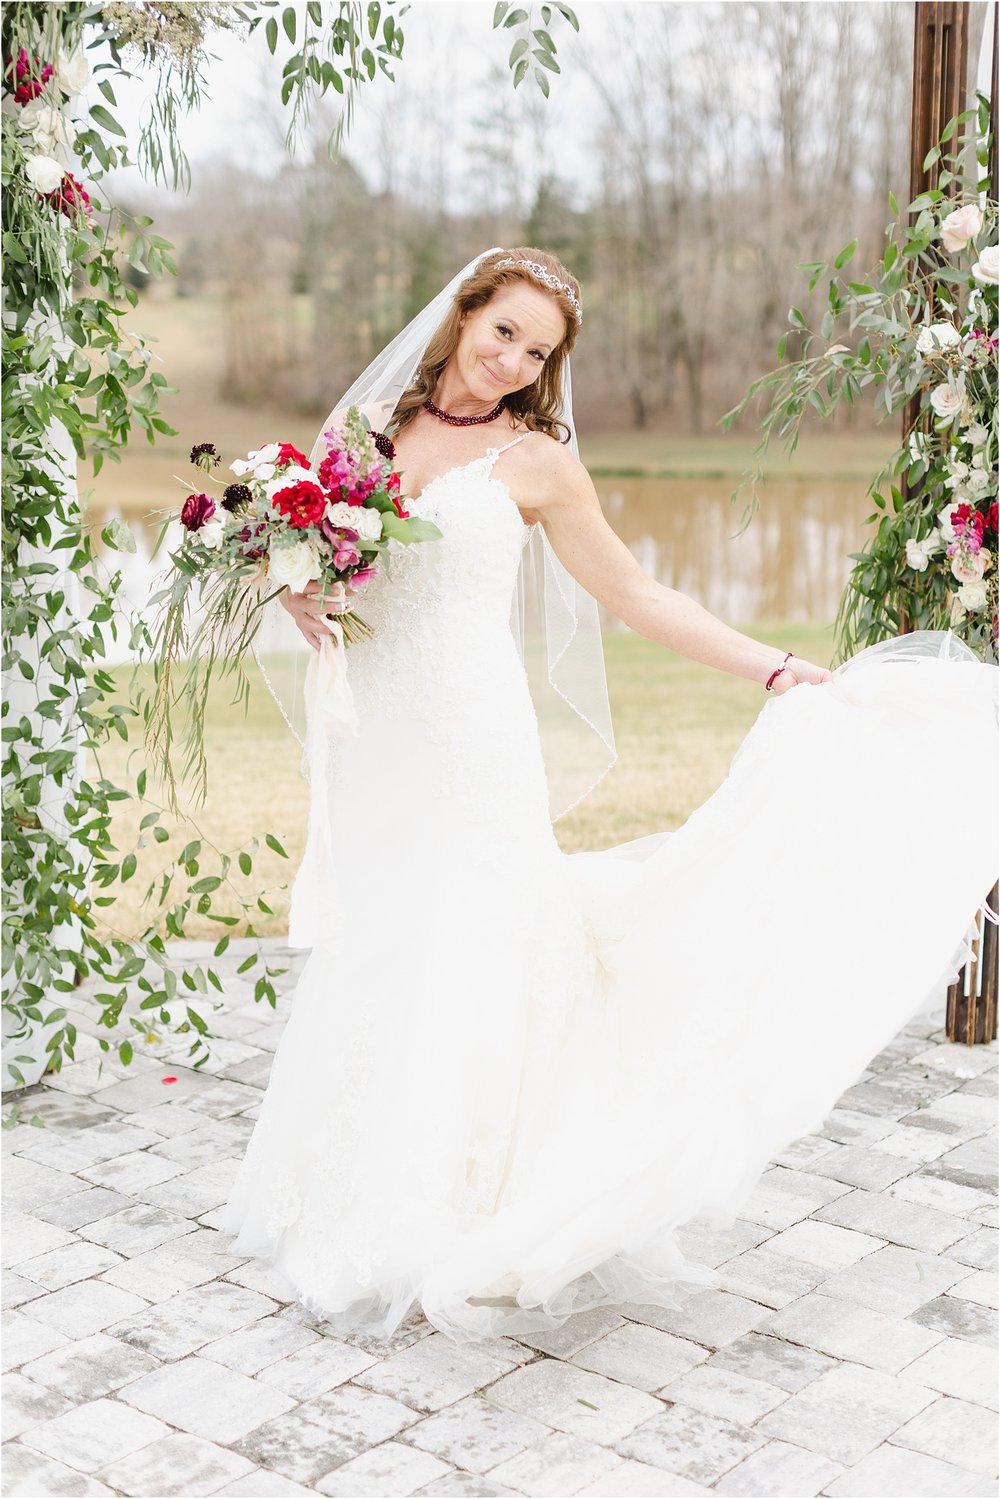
[220,439,998,1343]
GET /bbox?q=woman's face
[454,283,568,404]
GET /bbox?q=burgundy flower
[190,442,220,472]
[371,430,395,461]
[180,492,216,531]
[222,483,252,513]
[239,522,267,561]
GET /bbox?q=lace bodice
[355,437,532,646]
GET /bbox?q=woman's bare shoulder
[506,430,593,514]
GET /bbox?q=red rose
[986,502,998,534]
[276,442,309,468]
[271,480,326,528]
[950,503,973,528]
[180,492,216,531]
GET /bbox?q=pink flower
[348,564,378,593]
[333,544,361,569]
[6,48,52,104]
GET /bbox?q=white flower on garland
[937,504,959,543]
[964,423,989,448]
[19,100,69,155]
[939,204,984,252]
[971,245,999,285]
[24,153,63,193]
[916,322,962,355]
[958,579,989,611]
[929,375,966,424]
[905,536,939,572]
[966,468,993,495]
[55,46,90,100]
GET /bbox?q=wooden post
[904,4,997,1044]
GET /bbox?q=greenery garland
[725,99,998,664]
[1,0,579,1101]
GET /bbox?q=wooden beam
[909,1,971,204]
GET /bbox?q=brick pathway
[3,941,997,1497]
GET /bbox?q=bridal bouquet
[148,408,439,801]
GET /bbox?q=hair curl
[391,247,581,443]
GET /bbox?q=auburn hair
[391,247,581,443]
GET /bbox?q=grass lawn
[93,621,834,942]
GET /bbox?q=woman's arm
[516,439,832,693]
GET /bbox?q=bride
[220,247,998,1343]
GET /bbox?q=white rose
[916,322,962,355]
[940,204,984,253]
[957,579,988,611]
[199,518,225,550]
[905,538,934,572]
[964,424,988,448]
[55,46,89,98]
[269,540,323,593]
[325,500,383,541]
[929,379,966,422]
[966,469,992,494]
[971,245,999,285]
[24,153,64,193]
[19,101,69,152]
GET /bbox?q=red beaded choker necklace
[424,397,505,427]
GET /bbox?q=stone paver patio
[3,940,997,1498]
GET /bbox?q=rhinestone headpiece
[495,257,582,323]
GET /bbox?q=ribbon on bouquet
[287,615,358,948]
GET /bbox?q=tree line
[130,1,914,435]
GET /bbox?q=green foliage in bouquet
[724,97,998,664]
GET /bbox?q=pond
[87,469,874,654]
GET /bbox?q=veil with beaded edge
[253,248,618,824]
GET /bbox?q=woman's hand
[280,581,347,653]
[769,656,833,694]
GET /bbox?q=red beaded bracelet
[765,651,794,691]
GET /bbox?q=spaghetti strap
[492,431,533,457]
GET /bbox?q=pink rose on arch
[181,491,216,531]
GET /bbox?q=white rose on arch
[937,503,959,543]
[939,204,984,253]
[19,100,69,154]
[966,468,993,495]
[905,537,937,572]
[957,579,988,611]
[929,377,966,424]
[269,540,323,593]
[24,153,63,193]
[971,246,999,285]
[915,322,962,355]
[55,46,90,99]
